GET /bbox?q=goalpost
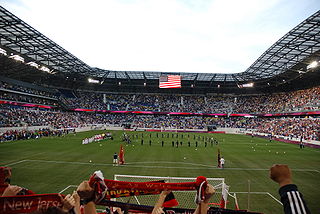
[114,174,230,209]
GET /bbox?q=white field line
[3,152,46,166]
[59,185,78,194]
[5,160,27,166]
[267,192,283,205]
[25,159,114,166]
[230,192,283,205]
[5,159,320,173]
[231,192,269,194]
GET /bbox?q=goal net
[114,174,229,209]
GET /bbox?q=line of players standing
[124,132,220,147]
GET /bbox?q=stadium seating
[0,81,319,142]
[59,87,320,113]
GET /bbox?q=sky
[1,0,319,74]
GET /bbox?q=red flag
[217,149,221,168]
[119,144,125,165]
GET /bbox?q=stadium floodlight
[39,65,50,73]
[88,78,100,84]
[9,54,24,63]
[307,61,318,70]
[238,82,254,88]
[27,62,39,68]
[0,48,7,56]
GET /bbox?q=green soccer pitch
[1,130,319,214]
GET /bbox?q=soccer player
[113,152,118,166]
[299,136,305,149]
[220,157,225,169]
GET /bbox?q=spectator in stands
[151,184,215,214]
[1,185,23,196]
[151,190,172,214]
[0,166,34,196]
[1,186,81,214]
[30,192,81,214]
[270,164,311,214]
[76,180,97,214]
[76,178,216,214]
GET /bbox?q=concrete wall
[0,126,49,133]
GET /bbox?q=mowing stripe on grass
[10,159,320,173]
[126,161,213,167]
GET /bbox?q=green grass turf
[1,130,319,214]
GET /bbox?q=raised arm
[270,164,311,214]
[193,184,215,214]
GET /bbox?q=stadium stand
[0,80,319,142]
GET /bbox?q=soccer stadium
[0,1,319,214]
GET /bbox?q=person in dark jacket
[270,164,311,214]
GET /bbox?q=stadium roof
[0,6,319,94]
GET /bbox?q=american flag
[159,75,181,88]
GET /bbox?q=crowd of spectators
[0,91,58,106]
[1,105,319,141]
[58,87,320,114]
[234,87,320,113]
[0,106,113,128]
[0,81,319,141]
[253,117,320,141]
[1,80,319,114]
[0,81,58,99]
[0,128,70,142]
[62,92,132,110]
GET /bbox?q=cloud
[1,0,319,74]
